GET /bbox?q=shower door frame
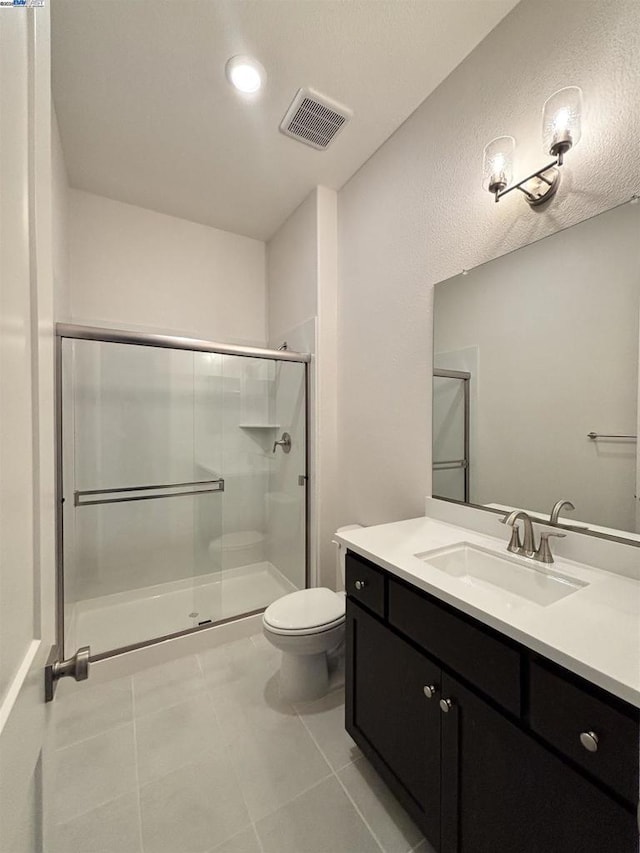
[432,368,471,503]
[54,323,312,664]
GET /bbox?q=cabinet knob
[579,731,599,753]
[423,684,439,700]
[439,698,453,714]
[354,580,366,591]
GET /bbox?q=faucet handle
[506,524,522,554]
[500,513,522,554]
[535,531,566,564]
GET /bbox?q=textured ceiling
[52,0,519,240]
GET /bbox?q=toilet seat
[263,588,345,636]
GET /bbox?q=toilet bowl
[263,588,345,702]
[262,524,363,702]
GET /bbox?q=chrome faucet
[550,499,575,524]
[500,510,536,557]
[501,510,566,564]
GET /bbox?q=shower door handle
[74,479,225,506]
[272,432,291,454]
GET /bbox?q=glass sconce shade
[543,86,582,157]
[482,136,515,193]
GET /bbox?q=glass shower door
[60,332,308,659]
[264,358,307,592]
[191,354,307,623]
[62,339,224,656]
[432,369,470,502]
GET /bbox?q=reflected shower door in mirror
[62,338,306,657]
[433,369,470,502]
[432,198,640,543]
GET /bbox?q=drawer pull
[439,698,453,713]
[423,684,439,700]
[354,580,366,591]
[579,731,599,753]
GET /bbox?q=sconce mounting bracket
[522,166,561,207]
[494,158,562,207]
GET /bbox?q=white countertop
[336,516,640,708]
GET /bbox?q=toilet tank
[333,525,363,590]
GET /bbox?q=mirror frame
[431,194,640,550]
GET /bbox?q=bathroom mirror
[432,198,640,544]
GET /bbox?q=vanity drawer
[345,552,385,617]
[529,661,640,804]
[388,579,521,715]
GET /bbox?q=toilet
[262,524,362,702]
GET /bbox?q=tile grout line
[52,789,138,831]
[231,663,337,829]
[294,707,386,853]
[294,709,338,775]
[130,680,145,853]
[197,649,264,852]
[332,769,387,853]
[53,717,134,754]
[133,688,214,728]
[252,770,336,827]
[51,699,142,827]
[252,822,265,853]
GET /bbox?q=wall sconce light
[483,86,583,207]
[482,136,515,194]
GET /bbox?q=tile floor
[46,633,436,853]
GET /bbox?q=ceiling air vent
[280,88,352,150]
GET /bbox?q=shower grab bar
[74,478,225,506]
[433,459,468,470]
[587,432,637,441]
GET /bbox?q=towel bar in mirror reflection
[587,432,637,441]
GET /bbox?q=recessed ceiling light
[225,55,266,94]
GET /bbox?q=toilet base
[279,651,329,703]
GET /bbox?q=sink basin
[414,542,587,606]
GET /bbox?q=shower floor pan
[65,561,296,657]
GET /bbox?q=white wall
[68,189,267,345]
[315,188,339,587]
[434,202,639,532]
[337,0,640,528]
[268,192,318,347]
[267,187,338,588]
[52,106,70,321]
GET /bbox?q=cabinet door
[346,600,441,849]
[440,673,637,853]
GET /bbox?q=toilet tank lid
[264,588,345,631]
[335,524,363,536]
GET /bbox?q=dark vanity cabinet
[346,599,442,845]
[345,551,639,853]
